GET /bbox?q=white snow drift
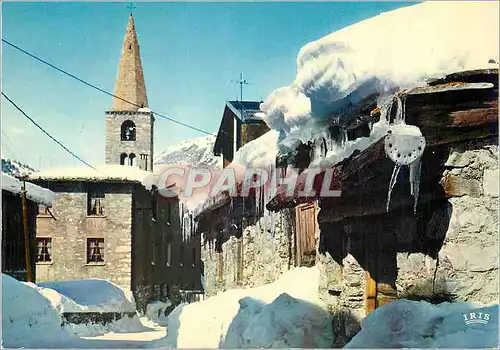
[345,299,498,348]
[152,266,333,348]
[36,279,137,313]
[262,1,499,136]
[1,274,80,348]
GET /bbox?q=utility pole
[231,73,249,101]
[20,178,33,282]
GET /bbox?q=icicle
[409,159,422,214]
[386,164,402,212]
[255,183,261,220]
[393,94,407,125]
[268,165,277,238]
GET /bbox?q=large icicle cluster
[383,95,426,214]
[179,202,197,242]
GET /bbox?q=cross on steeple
[127,2,136,15]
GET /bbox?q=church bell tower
[105,14,154,171]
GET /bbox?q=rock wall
[316,138,499,346]
[398,140,498,303]
[201,209,296,297]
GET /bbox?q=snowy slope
[1,158,35,177]
[154,135,219,169]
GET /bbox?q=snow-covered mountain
[154,135,220,169]
[1,158,35,178]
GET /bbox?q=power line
[2,92,98,170]
[2,38,217,137]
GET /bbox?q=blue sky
[2,2,413,170]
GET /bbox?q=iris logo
[462,312,491,325]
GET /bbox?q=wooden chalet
[213,101,269,168]
[266,68,499,317]
[1,173,55,282]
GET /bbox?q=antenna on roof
[231,73,249,101]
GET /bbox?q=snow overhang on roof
[1,172,56,206]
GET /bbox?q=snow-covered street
[79,319,166,348]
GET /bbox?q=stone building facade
[201,210,298,297]
[32,178,203,313]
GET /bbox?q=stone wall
[398,140,499,304]
[105,111,154,171]
[34,181,203,315]
[201,209,296,297]
[316,138,499,346]
[36,182,134,290]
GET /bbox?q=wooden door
[295,202,317,266]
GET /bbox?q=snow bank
[33,279,148,337]
[345,299,498,348]
[28,164,167,192]
[36,279,136,313]
[262,1,499,135]
[145,301,173,327]
[1,274,80,348]
[1,172,56,206]
[152,266,333,348]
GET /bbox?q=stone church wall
[105,111,154,171]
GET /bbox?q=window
[87,238,105,264]
[120,153,128,165]
[129,153,136,166]
[140,153,149,171]
[87,186,105,216]
[121,120,136,141]
[166,243,172,267]
[38,204,51,216]
[36,238,52,263]
[192,247,196,267]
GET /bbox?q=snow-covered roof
[1,172,56,206]
[261,1,499,136]
[227,101,264,123]
[27,165,162,192]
